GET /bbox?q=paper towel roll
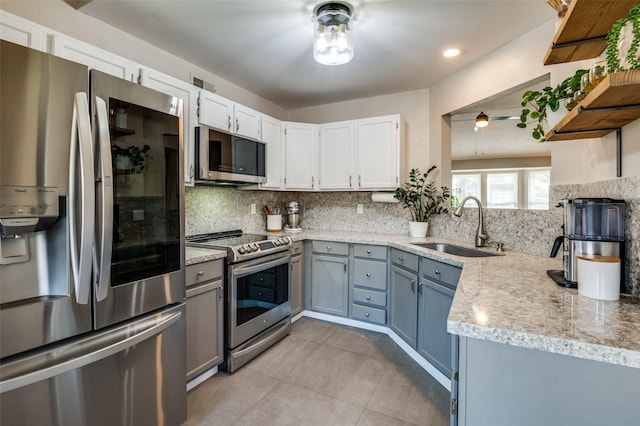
[371,193,398,203]
[577,255,621,301]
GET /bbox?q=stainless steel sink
[412,242,503,257]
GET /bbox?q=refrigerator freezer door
[0,40,93,358]
[0,303,187,426]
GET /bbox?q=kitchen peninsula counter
[185,230,640,369]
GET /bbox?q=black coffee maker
[548,198,625,291]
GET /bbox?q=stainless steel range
[186,230,292,372]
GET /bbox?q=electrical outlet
[356,204,364,214]
[250,203,256,214]
[133,210,144,221]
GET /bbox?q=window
[452,168,550,210]
[527,169,550,210]
[487,172,518,209]
[451,174,481,206]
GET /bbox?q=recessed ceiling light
[443,48,461,58]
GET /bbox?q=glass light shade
[475,112,489,128]
[313,3,354,66]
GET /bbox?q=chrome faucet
[453,195,488,247]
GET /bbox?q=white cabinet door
[51,34,138,82]
[261,114,283,189]
[318,121,354,190]
[283,122,317,190]
[198,90,232,133]
[139,67,197,186]
[0,11,47,51]
[356,115,401,190]
[234,104,261,141]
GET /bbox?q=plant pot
[409,221,429,237]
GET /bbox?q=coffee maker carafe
[548,198,625,290]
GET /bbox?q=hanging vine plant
[606,4,640,73]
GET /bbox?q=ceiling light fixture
[313,2,354,66]
[475,112,489,128]
[443,48,461,58]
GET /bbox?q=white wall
[0,0,288,120]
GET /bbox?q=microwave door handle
[93,97,113,302]
[68,92,95,305]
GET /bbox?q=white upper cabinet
[139,67,198,186]
[197,90,261,141]
[51,34,139,82]
[283,122,317,190]
[356,114,403,190]
[261,115,284,189]
[197,90,233,133]
[233,104,261,141]
[318,121,355,190]
[0,11,47,51]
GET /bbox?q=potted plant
[394,166,451,237]
[517,69,587,142]
[112,144,151,174]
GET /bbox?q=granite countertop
[184,229,640,369]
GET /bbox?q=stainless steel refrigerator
[0,40,187,425]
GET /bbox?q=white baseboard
[187,366,218,392]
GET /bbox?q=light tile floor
[184,318,450,426]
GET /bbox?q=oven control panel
[236,236,292,256]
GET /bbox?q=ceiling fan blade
[489,116,519,121]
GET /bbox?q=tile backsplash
[185,176,639,295]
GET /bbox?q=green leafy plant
[394,166,451,222]
[517,69,587,142]
[112,144,151,173]
[606,4,640,73]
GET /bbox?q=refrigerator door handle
[0,307,183,393]
[68,92,95,305]
[93,97,113,302]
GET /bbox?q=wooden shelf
[546,71,640,141]
[543,0,637,65]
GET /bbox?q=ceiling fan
[473,111,519,131]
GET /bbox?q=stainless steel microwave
[195,126,266,184]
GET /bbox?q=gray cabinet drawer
[419,257,462,288]
[290,241,304,256]
[390,248,418,272]
[353,258,387,290]
[353,244,387,260]
[312,240,349,256]
[351,303,386,325]
[186,259,223,287]
[353,287,386,307]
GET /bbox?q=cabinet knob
[366,296,371,301]
[327,245,331,250]
[197,270,204,276]
[365,312,370,317]
[258,291,263,296]
[367,250,372,254]
[227,115,232,131]
[410,278,416,293]
[435,269,441,275]
[190,165,194,179]
[236,117,239,132]
[418,280,424,295]
[399,256,404,262]
[366,273,371,278]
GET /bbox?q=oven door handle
[232,254,291,279]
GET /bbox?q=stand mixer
[284,201,302,232]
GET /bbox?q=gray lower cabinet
[390,263,418,347]
[311,241,349,316]
[456,337,640,426]
[290,241,304,316]
[185,260,224,382]
[351,244,388,325]
[390,249,461,377]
